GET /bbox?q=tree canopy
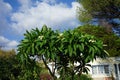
[0,49,21,80]
[17,25,108,80]
[75,24,120,57]
[0,49,41,80]
[0,49,15,58]
[77,0,120,35]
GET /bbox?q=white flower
[103,44,107,46]
[59,33,63,36]
[38,36,44,40]
[58,33,63,39]
[89,39,96,43]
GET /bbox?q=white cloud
[0,0,12,15]
[41,0,56,4]
[11,0,80,34]
[0,0,81,35]
[0,0,20,50]
[0,0,81,50]
[0,36,19,50]
[0,0,12,35]
[18,0,32,12]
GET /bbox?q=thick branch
[41,55,55,79]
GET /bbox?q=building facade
[89,57,120,80]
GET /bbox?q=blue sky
[0,0,81,50]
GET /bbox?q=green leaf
[58,47,62,52]
[35,28,40,34]
[85,56,89,63]
[41,25,48,32]
[40,42,44,47]
[38,49,44,55]
[51,53,55,60]
[26,46,31,54]
[23,39,29,43]
[73,44,77,52]
[20,54,25,63]
[90,47,95,56]
[89,46,92,53]
[81,43,84,51]
[78,43,84,52]
[68,45,73,56]
[91,50,95,59]
[65,49,68,54]
[32,43,35,54]
[69,37,73,44]
[93,46,98,52]
[104,50,109,56]
[35,45,39,52]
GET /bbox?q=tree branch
[41,55,55,79]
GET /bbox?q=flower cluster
[38,36,44,40]
[89,39,96,43]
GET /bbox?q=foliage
[17,61,41,80]
[74,74,93,80]
[58,74,93,80]
[16,55,41,80]
[77,0,120,34]
[17,25,107,80]
[0,49,41,80]
[77,0,120,23]
[0,49,16,58]
[75,24,120,56]
[17,25,58,79]
[0,49,21,80]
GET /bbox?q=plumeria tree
[17,25,108,80]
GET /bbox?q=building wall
[89,57,120,80]
[93,77,112,80]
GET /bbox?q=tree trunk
[42,56,57,80]
[71,72,75,80]
[99,19,112,33]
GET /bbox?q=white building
[89,57,120,80]
[44,57,120,80]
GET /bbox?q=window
[114,64,118,77]
[92,65,109,74]
[119,64,120,72]
[104,65,109,74]
[92,66,97,74]
[98,65,104,74]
